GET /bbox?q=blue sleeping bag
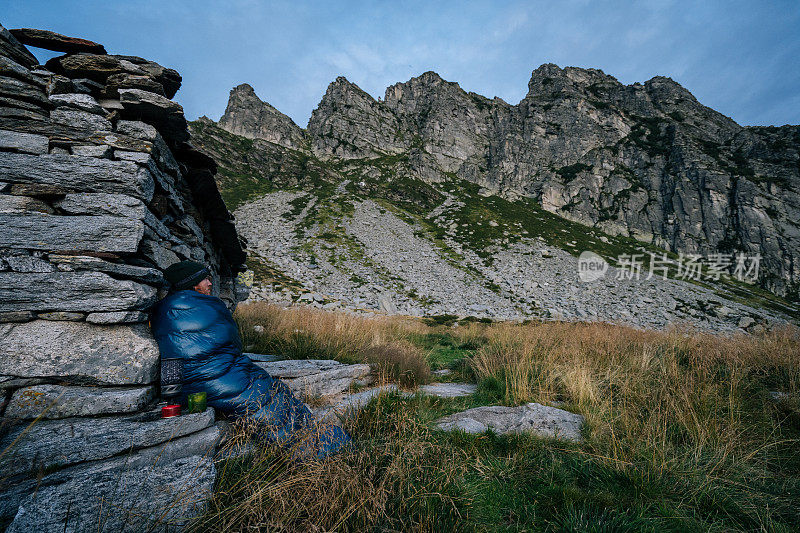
[150,290,350,459]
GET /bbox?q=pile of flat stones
[0,24,247,531]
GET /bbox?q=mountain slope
[211,65,800,301]
[189,122,799,332]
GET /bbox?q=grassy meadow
[193,303,800,532]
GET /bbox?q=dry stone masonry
[0,24,246,530]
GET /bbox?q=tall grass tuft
[235,303,431,386]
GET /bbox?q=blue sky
[2,1,799,127]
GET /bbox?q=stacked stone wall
[0,24,247,529]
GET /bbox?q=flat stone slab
[0,424,220,522]
[0,128,48,154]
[85,311,149,324]
[6,455,215,533]
[55,192,147,218]
[0,194,52,213]
[419,383,477,397]
[49,93,106,114]
[243,352,282,363]
[0,320,159,385]
[313,384,398,424]
[0,407,214,478]
[0,152,155,202]
[0,213,144,253]
[0,271,156,312]
[9,28,107,54]
[254,359,345,378]
[434,402,585,442]
[49,254,164,284]
[5,384,154,419]
[50,108,112,131]
[255,359,372,398]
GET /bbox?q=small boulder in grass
[434,402,585,442]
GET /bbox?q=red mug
[161,404,181,418]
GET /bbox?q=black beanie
[164,260,209,291]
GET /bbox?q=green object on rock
[187,391,206,414]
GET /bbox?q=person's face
[193,277,212,295]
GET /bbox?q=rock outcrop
[218,83,304,150]
[212,66,800,300]
[0,23,247,528]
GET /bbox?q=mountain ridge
[213,63,799,301]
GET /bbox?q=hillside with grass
[189,117,799,332]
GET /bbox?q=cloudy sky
[3,1,799,127]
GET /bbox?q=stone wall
[0,24,247,529]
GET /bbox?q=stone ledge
[0,271,156,312]
[5,384,155,419]
[0,407,215,478]
[6,454,215,532]
[0,320,159,385]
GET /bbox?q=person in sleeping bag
[150,260,350,460]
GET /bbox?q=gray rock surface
[0,271,156,312]
[49,92,106,114]
[255,359,372,398]
[50,107,112,130]
[200,65,800,300]
[85,310,149,324]
[0,320,159,385]
[418,383,478,397]
[232,191,789,330]
[49,254,164,284]
[218,83,304,149]
[37,311,85,321]
[9,27,105,54]
[313,384,398,424]
[0,193,52,213]
[6,455,215,533]
[435,402,585,442]
[0,408,215,477]
[0,213,144,252]
[5,384,155,419]
[0,310,35,323]
[0,128,48,153]
[70,143,112,157]
[55,191,147,218]
[0,23,39,68]
[118,88,188,142]
[0,152,155,202]
[3,252,56,272]
[0,29,245,532]
[0,425,221,522]
[46,53,182,99]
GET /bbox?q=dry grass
[471,322,800,504]
[205,306,800,531]
[194,393,472,532]
[236,303,431,386]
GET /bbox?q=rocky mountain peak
[307,76,405,159]
[322,76,376,105]
[384,71,463,107]
[218,83,304,149]
[526,63,621,100]
[643,76,697,105]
